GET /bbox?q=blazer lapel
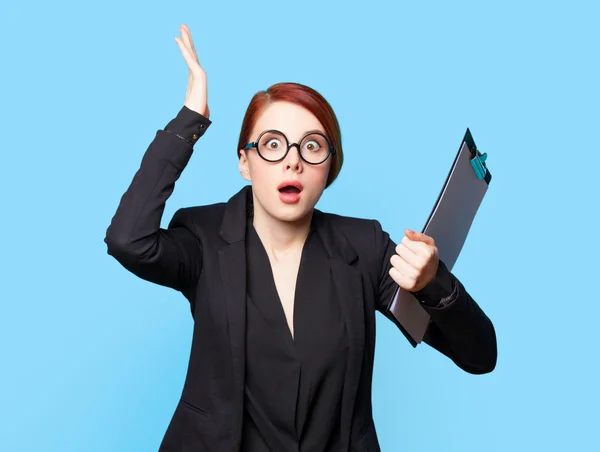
[313,211,365,452]
[218,185,252,409]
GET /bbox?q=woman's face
[238,101,332,223]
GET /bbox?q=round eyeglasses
[243,130,335,165]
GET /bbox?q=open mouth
[277,181,304,193]
[278,186,302,194]
[277,181,304,203]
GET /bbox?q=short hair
[237,82,343,188]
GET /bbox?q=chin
[275,209,311,223]
[269,195,317,224]
[269,202,313,223]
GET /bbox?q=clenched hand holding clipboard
[386,129,492,347]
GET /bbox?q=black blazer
[104,107,497,452]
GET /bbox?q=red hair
[237,82,344,188]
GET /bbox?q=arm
[104,106,212,293]
[374,220,497,374]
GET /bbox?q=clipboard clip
[470,148,488,180]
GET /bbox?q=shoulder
[167,202,227,233]
[318,211,393,287]
[319,210,387,239]
[320,210,378,234]
[318,210,390,260]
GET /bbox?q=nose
[283,143,302,172]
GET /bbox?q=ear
[238,150,251,182]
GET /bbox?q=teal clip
[470,150,488,180]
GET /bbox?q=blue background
[2,0,599,450]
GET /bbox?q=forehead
[252,101,325,140]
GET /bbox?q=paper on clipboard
[386,129,491,347]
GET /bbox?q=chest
[267,252,302,337]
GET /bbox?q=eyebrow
[275,129,326,137]
[302,129,326,135]
[251,129,327,141]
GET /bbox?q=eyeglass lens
[258,131,331,163]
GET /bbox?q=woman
[104,24,496,452]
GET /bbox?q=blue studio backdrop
[1,0,599,451]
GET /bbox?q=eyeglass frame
[243,129,336,165]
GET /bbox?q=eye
[265,138,282,149]
[303,140,321,152]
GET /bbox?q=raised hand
[389,229,439,292]
[174,24,209,118]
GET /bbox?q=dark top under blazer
[243,215,348,452]
[104,106,497,452]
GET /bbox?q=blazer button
[192,134,199,140]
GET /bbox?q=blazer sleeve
[104,106,212,293]
[373,220,497,375]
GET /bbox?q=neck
[251,197,312,260]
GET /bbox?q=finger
[390,253,419,281]
[401,235,431,256]
[405,229,435,246]
[389,266,408,287]
[181,25,200,63]
[395,243,426,269]
[388,265,417,291]
[175,34,194,64]
[174,37,202,74]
